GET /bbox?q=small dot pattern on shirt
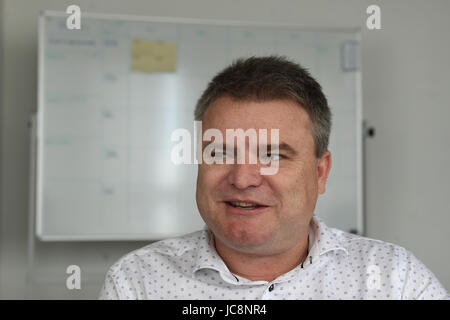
[99,216,449,300]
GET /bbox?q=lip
[224,199,269,207]
[223,200,270,215]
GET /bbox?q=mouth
[224,200,269,213]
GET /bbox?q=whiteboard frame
[36,10,363,241]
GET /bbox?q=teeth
[229,201,257,208]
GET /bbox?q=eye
[211,151,227,158]
[262,153,284,161]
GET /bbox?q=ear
[317,151,332,194]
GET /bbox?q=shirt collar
[192,215,348,280]
[309,215,349,259]
[191,225,237,282]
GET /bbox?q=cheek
[198,164,217,186]
[273,164,318,210]
[196,165,228,204]
[196,166,211,206]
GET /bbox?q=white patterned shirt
[99,216,449,300]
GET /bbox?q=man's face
[196,96,331,256]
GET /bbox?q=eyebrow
[266,143,297,156]
[202,142,297,155]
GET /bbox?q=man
[99,56,448,299]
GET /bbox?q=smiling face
[196,96,331,256]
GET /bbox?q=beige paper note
[131,39,176,72]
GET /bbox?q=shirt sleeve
[401,250,449,300]
[98,268,122,300]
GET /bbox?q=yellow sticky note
[131,39,176,73]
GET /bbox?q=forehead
[202,96,313,138]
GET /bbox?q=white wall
[363,0,450,291]
[0,0,4,296]
[1,0,449,298]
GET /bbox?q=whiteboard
[36,11,362,240]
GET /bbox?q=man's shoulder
[321,224,448,299]
[107,229,207,273]
[325,224,410,260]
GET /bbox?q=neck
[214,231,309,282]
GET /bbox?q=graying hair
[194,56,331,158]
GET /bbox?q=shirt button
[268,284,274,292]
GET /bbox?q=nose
[227,163,263,190]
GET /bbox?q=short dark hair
[194,56,331,158]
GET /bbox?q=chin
[221,224,273,248]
